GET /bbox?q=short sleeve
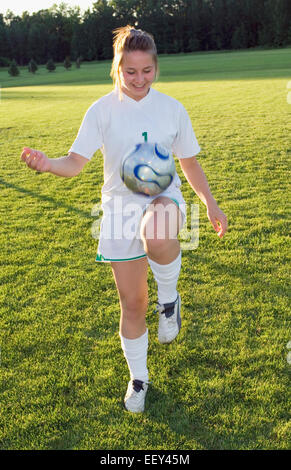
[172,104,201,159]
[68,102,103,160]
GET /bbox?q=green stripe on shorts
[170,197,179,208]
[95,253,147,263]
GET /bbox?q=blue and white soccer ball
[120,142,176,196]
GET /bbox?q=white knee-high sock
[120,329,149,383]
[148,252,182,305]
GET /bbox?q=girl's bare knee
[120,293,148,319]
[142,237,168,257]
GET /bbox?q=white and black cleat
[124,379,149,413]
[156,294,181,344]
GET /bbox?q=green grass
[0,48,290,450]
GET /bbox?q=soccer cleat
[156,294,181,344]
[124,379,149,413]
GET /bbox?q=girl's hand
[20,147,51,173]
[206,199,228,238]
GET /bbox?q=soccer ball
[120,142,176,196]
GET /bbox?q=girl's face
[119,50,156,101]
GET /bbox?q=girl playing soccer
[21,26,227,413]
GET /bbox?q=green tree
[27,24,48,64]
[28,58,38,73]
[6,13,27,65]
[231,24,248,49]
[71,23,88,61]
[0,0,290,64]
[46,58,56,71]
[8,58,19,76]
[90,0,116,60]
[0,14,10,59]
[64,55,71,69]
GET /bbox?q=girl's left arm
[179,156,228,239]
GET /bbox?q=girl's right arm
[20,147,88,177]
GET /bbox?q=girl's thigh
[110,257,148,305]
[140,196,183,242]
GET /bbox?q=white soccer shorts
[95,188,187,263]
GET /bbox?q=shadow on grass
[121,383,239,450]
[0,177,92,219]
[1,48,291,91]
[2,69,291,96]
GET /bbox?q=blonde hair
[110,25,159,100]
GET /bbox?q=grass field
[0,48,290,450]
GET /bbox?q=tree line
[1,0,291,67]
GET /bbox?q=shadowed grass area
[1,48,291,90]
[0,47,290,450]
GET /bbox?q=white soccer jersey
[69,86,201,206]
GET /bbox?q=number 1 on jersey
[142,132,148,142]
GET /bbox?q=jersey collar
[120,87,152,106]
